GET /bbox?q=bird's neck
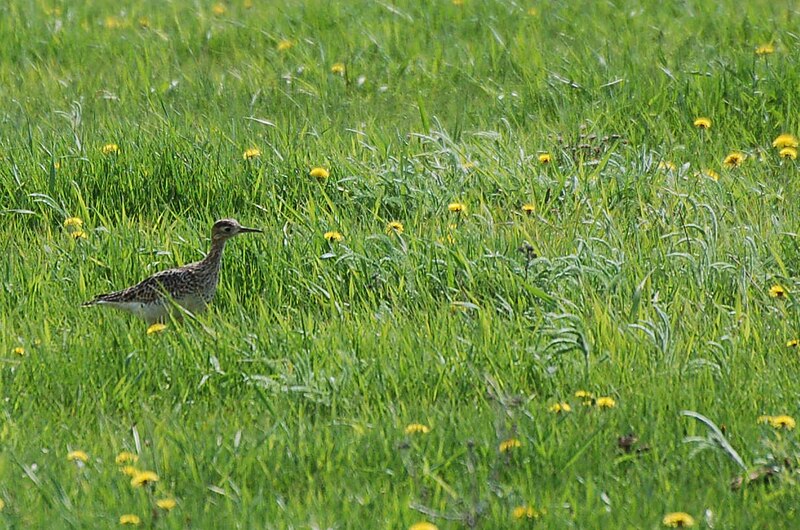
[202,238,227,268]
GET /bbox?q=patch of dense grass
[3,0,800,527]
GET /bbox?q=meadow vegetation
[3,0,800,527]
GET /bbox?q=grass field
[3,0,800,528]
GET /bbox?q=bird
[82,218,262,325]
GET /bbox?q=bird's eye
[224,226,232,232]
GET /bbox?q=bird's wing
[84,267,187,305]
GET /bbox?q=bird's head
[211,218,262,242]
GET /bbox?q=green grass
[3,0,800,527]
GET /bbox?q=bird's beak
[239,226,262,234]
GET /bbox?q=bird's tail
[82,290,127,306]
[82,295,107,307]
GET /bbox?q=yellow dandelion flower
[119,514,141,526]
[146,323,167,335]
[243,147,261,160]
[243,0,253,8]
[513,505,530,519]
[779,147,797,160]
[787,339,799,348]
[138,17,150,28]
[693,117,711,129]
[70,229,87,240]
[67,450,89,463]
[700,168,720,181]
[662,512,695,528]
[13,347,25,356]
[521,203,535,214]
[658,161,676,171]
[538,153,552,164]
[212,3,226,15]
[596,397,616,409]
[324,231,344,243]
[409,522,438,530]
[104,16,123,30]
[512,505,541,520]
[499,438,522,452]
[769,284,787,299]
[331,63,346,75]
[773,134,799,149]
[405,423,431,435]
[53,161,61,170]
[277,39,293,52]
[448,202,466,213]
[386,221,404,235]
[769,415,796,430]
[452,0,464,5]
[64,217,83,228]
[0,498,4,512]
[310,167,330,179]
[574,390,592,399]
[102,143,119,155]
[120,466,139,477]
[755,43,775,56]
[130,470,159,487]
[115,451,138,465]
[723,152,745,167]
[549,402,572,413]
[156,498,177,511]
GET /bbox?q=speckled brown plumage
[83,219,261,324]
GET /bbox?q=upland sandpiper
[83,218,261,324]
